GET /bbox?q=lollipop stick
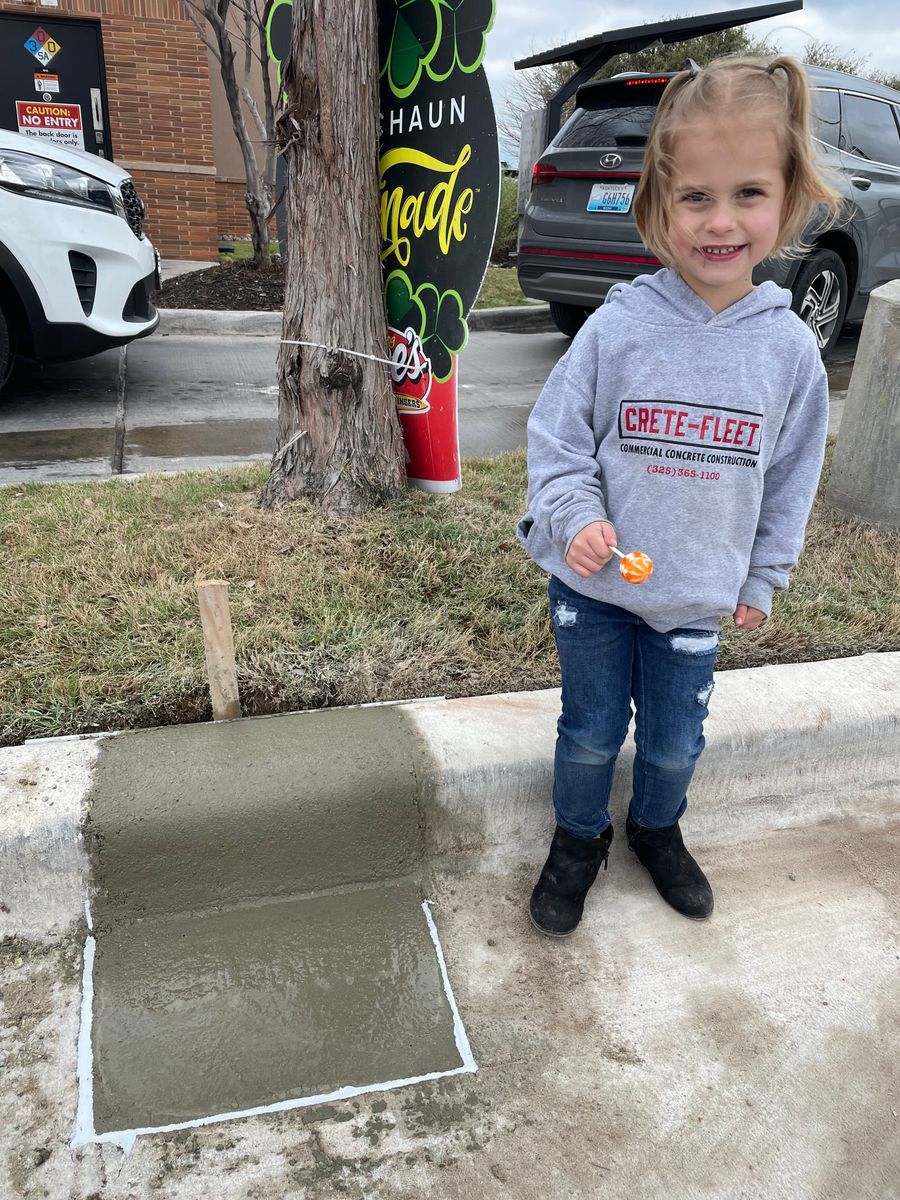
[608,545,625,559]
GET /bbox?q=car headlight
[0,147,127,221]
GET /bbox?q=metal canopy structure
[515,0,803,144]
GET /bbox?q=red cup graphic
[388,325,461,492]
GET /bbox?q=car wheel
[549,301,590,339]
[0,303,14,396]
[790,249,848,358]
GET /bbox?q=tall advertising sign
[264,0,292,255]
[379,1,499,492]
[266,1,500,494]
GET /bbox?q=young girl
[518,56,843,936]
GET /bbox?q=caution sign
[16,100,84,150]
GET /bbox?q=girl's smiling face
[667,118,787,312]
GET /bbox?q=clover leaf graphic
[385,269,428,338]
[384,271,468,383]
[265,0,293,102]
[380,0,443,100]
[427,0,495,82]
[414,283,468,380]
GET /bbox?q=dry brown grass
[0,444,897,746]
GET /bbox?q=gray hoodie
[517,268,828,632]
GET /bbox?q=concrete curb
[156,304,554,337]
[2,652,898,941]
[407,651,900,855]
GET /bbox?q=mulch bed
[155,260,285,311]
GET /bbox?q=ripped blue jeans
[549,576,719,838]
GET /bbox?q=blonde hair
[634,55,843,266]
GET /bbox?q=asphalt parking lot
[0,325,859,486]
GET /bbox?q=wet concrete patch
[75,708,476,1147]
[88,881,469,1138]
[87,707,429,919]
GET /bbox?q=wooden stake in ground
[196,580,241,722]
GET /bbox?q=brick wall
[0,0,220,259]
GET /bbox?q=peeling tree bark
[260,0,406,518]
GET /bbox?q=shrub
[491,174,519,263]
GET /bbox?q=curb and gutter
[2,652,898,942]
[156,303,555,337]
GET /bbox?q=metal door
[0,13,112,159]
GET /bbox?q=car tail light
[624,77,670,86]
[531,161,640,189]
[531,161,558,190]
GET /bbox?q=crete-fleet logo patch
[618,401,764,454]
[388,325,432,414]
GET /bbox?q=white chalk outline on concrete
[71,898,476,1153]
[422,899,477,1073]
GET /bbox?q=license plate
[587,182,634,214]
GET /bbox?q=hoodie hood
[604,267,792,331]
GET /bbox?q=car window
[812,89,841,148]
[841,93,900,168]
[553,83,668,149]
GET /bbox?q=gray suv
[518,65,900,355]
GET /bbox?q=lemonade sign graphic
[379,0,499,491]
[266,1,499,492]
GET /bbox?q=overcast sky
[484,0,900,149]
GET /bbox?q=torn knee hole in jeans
[554,602,578,628]
[696,681,715,706]
[669,632,720,655]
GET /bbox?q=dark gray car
[517,65,900,355]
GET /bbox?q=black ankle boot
[529,824,614,937]
[626,813,713,918]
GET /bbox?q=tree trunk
[260,0,405,518]
[202,2,273,268]
[246,186,272,268]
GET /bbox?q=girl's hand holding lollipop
[565,521,653,583]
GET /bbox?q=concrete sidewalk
[156,302,555,335]
[1,653,898,1197]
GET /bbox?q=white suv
[0,128,158,394]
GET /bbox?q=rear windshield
[552,83,668,149]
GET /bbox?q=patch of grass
[474,266,529,309]
[219,240,280,263]
[0,443,897,746]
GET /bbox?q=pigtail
[657,68,697,115]
[765,56,844,254]
[766,56,812,158]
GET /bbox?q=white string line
[281,339,397,369]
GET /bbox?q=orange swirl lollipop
[610,546,654,584]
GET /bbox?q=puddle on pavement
[127,418,276,459]
[88,881,469,1138]
[0,427,113,466]
[76,708,474,1145]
